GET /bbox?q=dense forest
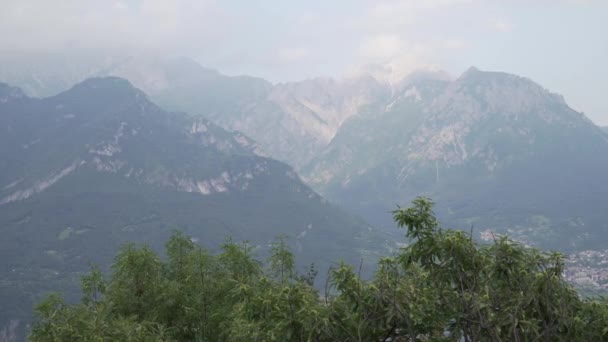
[30,198,608,341]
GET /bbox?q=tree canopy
[30,198,608,341]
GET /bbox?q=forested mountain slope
[0,78,385,338]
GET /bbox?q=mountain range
[67,57,607,251]
[0,77,386,337]
[2,56,607,251]
[0,55,393,168]
[2,55,608,339]
[303,67,608,250]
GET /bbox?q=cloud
[0,0,231,53]
[348,0,476,79]
[563,0,599,4]
[277,47,310,62]
[358,34,407,60]
[353,34,440,83]
[113,1,128,11]
[371,0,474,13]
[361,0,474,32]
[489,18,514,32]
[444,39,467,49]
[296,13,321,26]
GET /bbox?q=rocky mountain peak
[69,76,140,96]
[400,69,452,85]
[455,67,558,100]
[51,77,155,116]
[399,68,595,171]
[301,67,608,255]
[457,66,527,85]
[460,66,481,77]
[437,68,573,123]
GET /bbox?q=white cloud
[277,47,310,62]
[359,34,407,60]
[563,0,598,4]
[0,0,231,53]
[354,34,440,83]
[350,56,442,85]
[361,0,474,33]
[296,13,321,26]
[113,1,128,11]
[372,0,473,13]
[444,39,467,49]
[489,18,514,32]
[350,0,474,80]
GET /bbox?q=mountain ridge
[0,77,387,338]
[2,58,608,251]
[302,67,608,251]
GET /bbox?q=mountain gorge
[0,78,386,336]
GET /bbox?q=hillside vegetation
[0,78,384,335]
[30,198,608,341]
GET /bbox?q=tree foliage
[30,198,608,341]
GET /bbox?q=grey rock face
[303,68,608,251]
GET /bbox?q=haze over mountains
[2,55,608,339]
[111,59,608,251]
[0,55,394,168]
[0,76,385,336]
[2,56,608,252]
[305,67,608,250]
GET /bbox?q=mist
[1,0,607,124]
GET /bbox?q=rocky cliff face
[0,56,393,168]
[303,67,608,250]
[122,59,392,168]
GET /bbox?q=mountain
[0,55,392,168]
[0,78,386,338]
[102,57,391,168]
[302,67,608,250]
[3,57,608,250]
[602,126,608,134]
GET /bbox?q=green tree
[30,198,608,341]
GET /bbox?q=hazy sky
[1,0,607,124]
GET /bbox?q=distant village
[480,229,608,293]
[564,250,608,292]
